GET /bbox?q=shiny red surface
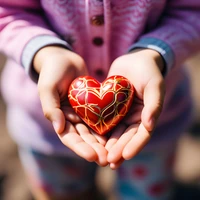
[68,75,134,135]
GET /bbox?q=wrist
[33,46,72,73]
[129,48,165,74]
[145,49,165,73]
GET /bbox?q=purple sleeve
[0,0,70,70]
[130,0,200,74]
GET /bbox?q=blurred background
[0,54,32,199]
[0,52,200,200]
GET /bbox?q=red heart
[68,75,134,135]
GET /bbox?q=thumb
[39,86,66,134]
[142,78,165,132]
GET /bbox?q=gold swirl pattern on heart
[68,75,134,135]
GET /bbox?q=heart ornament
[68,75,134,135]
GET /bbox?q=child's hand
[34,46,108,166]
[105,49,165,169]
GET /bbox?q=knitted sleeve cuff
[21,35,72,81]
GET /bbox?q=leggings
[18,144,175,200]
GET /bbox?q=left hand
[104,49,165,169]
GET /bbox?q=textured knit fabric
[0,0,200,154]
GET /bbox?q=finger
[109,158,124,170]
[38,85,66,134]
[58,121,98,162]
[105,124,126,151]
[91,131,107,146]
[142,78,165,132]
[107,124,137,163]
[75,123,108,166]
[91,143,108,167]
[122,123,151,160]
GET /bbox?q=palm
[54,84,109,166]
[102,50,165,169]
[36,48,108,166]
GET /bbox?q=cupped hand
[34,46,108,166]
[104,49,165,169]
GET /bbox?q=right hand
[33,46,108,166]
